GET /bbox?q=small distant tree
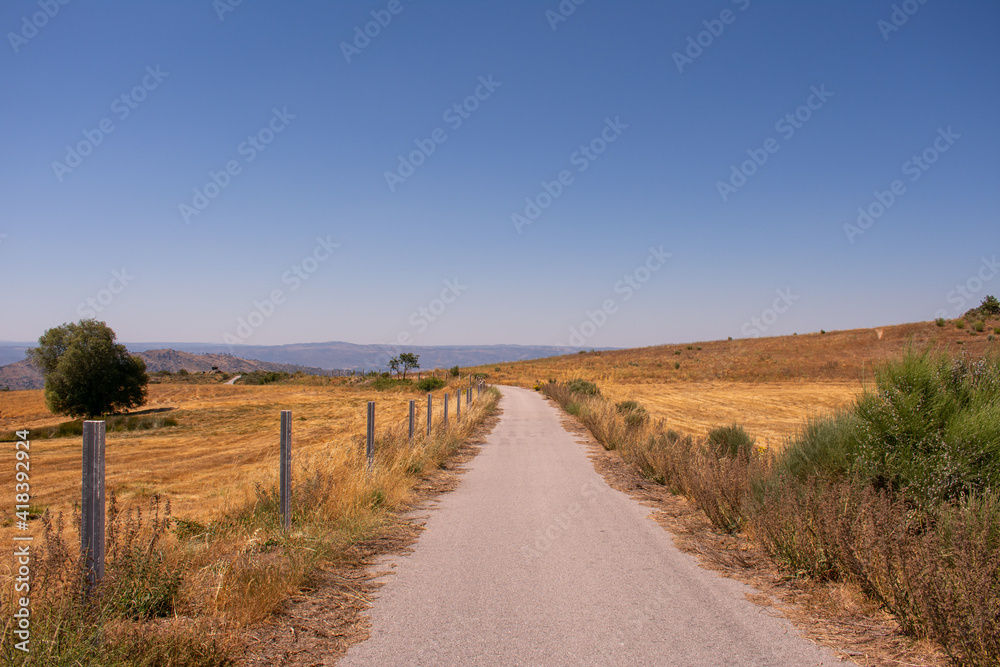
[981,295,999,316]
[26,319,148,418]
[399,352,420,379]
[388,356,401,378]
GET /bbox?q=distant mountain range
[0,341,595,391]
[0,349,334,391]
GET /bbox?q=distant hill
[117,341,594,372]
[479,319,1000,386]
[0,341,601,376]
[0,349,337,391]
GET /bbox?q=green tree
[398,352,419,379]
[981,295,1000,316]
[26,320,148,418]
[388,356,401,377]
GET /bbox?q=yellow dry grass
[599,381,861,450]
[0,382,446,536]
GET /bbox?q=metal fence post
[82,421,106,595]
[280,410,292,531]
[408,399,415,441]
[444,392,449,427]
[366,401,375,473]
[426,393,432,436]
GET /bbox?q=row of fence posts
[79,378,487,593]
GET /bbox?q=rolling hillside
[480,319,1000,387]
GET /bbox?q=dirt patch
[240,406,503,666]
[550,402,950,667]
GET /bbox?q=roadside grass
[0,384,500,666]
[542,349,999,666]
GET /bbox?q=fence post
[467,387,471,406]
[444,392,449,427]
[366,401,375,473]
[280,410,292,531]
[81,421,106,595]
[456,388,461,420]
[426,393,432,436]
[408,399,415,441]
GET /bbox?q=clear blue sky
[2,1,998,348]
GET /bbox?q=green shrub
[974,320,986,332]
[674,362,680,369]
[852,350,1000,506]
[777,411,859,481]
[235,371,291,385]
[449,365,460,377]
[706,424,756,459]
[417,376,446,391]
[936,317,947,327]
[956,320,966,329]
[674,350,681,355]
[566,379,600,396]
[371,376,413,391]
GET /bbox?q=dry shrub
[748,479,999,666]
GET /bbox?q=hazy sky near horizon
[2,1,998,349]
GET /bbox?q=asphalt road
[339,386,850,667]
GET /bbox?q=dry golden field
[599,381,859,449]
[474,319,999,447]
[0,381,455,538]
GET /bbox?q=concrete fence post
[81,421,106,595]
[444,392,449,427]
[426,393,432,436]
[366,401,375,473]
[280,410,292,531]
[408,399,415,441]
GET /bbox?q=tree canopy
[26,319,148,418]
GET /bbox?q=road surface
[339,386,849,666]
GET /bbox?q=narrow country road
[339,386,849,666]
